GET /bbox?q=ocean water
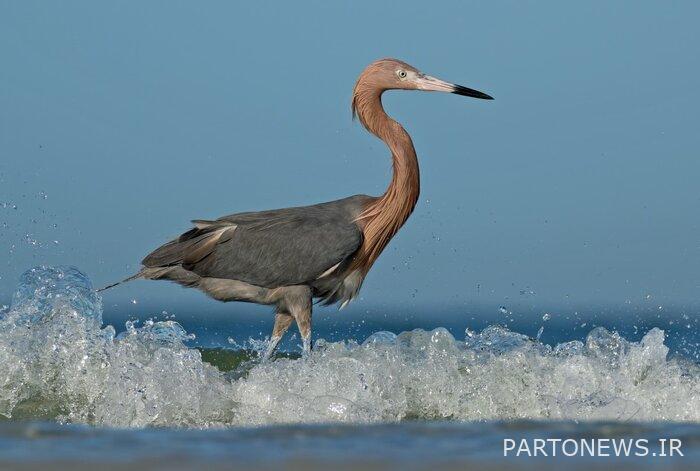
[0,266,699,470]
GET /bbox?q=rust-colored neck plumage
[350,73,420,274]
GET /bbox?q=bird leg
[271,285,313,356]
[284,287,313,356]
[263,311,293,360]
[294,306,313,355]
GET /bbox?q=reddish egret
[100,58,493,357]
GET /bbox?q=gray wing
[142,195,370,288]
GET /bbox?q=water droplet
[24,234,39,246]
[542,313,551,321]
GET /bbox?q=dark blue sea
[0,266,698,470]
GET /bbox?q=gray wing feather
[142,195,370,289]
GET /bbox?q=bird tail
[96,272,143,293]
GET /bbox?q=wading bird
[100,58,492,358]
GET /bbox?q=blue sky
[1,1,699,319]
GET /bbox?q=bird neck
[351,86,420,274]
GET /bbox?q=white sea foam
[0,266,698,427]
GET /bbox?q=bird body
[141,194,372,306]
[101,58,492,357]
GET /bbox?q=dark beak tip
[452,84,494,100]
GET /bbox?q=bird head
[353,58,493,100]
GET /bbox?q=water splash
[0,266,698,427]
[8,265,101,324]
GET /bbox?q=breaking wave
[0,266,698,428]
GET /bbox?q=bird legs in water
[190,276,312,360]
[263,286,313,360]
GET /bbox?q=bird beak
[416,74,494,100]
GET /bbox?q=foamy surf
[0,266,698,428]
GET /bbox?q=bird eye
[397,70,407,79]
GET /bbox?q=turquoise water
[0,266,699,470]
